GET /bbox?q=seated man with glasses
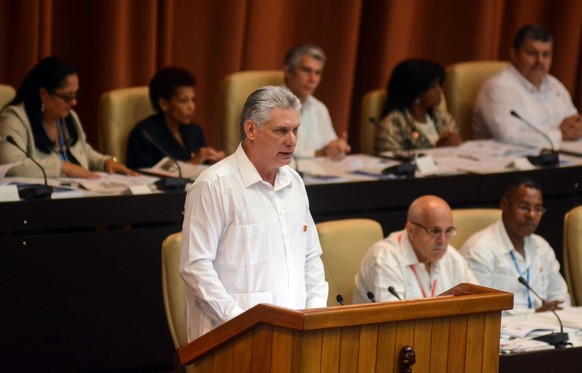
[353,195,477,303]
[460,178,570,312]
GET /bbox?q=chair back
[359,89,448,155]
[443,61,509,141]
[98,86,153,163]
[161,232,188,349]
[0,84,16,110]
[563,206,582,306]
[316,218,384,306]
[220,70,284,155]
[450,208,501,249]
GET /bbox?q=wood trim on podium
[178,284,512,372]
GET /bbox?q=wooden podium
[178,283,513,372]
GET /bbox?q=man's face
[407,206,454,264]
[285,55,323,101]
[502,186,544,240]
[511,38,553,88]
[248,108,299,170]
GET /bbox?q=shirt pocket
[221,223,269,266]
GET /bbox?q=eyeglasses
[515,203,546,215]
[50,91,79,103]
[410,221,457,238]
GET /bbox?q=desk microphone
[517,276,569,347]
[140,130,189,191]
[509,110,559,167]
[369,117,416,176]
[336,294,344,306]
[388,286,402,300]
[367,291,376,303]
[4,136,52,200]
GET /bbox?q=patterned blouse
[375,109,458,153]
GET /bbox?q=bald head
[406,195,454,265]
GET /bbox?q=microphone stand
[140,131,190,191]
[510,111,559,167]
[369,117,416,177]
[5,136,53,200]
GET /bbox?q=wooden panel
[339,325,361,373]
[429,317,450,371]
[272,326,295,373]
[412,318,433,372]
[393,320,415,372]
[321,327,341,372]
[232,332,253,372]
[212,341,233,372]
[447,315,468,372]
[191,353,213,373]
[482,312,501,373]
[251,324,273,371]
[290,331,304,373]
[465,313,485,373]
[301,329,323,372]
[375,322,397,371]
[357,324,379,372]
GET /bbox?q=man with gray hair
[284,43,351,159]
[180,86,328,341]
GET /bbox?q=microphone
[140,130,189,191]
[510,110,559,167]
[517,276,569,347]
[5,136,52,200]
[388,286,402,300]
[366,291,376,303]
[369,117,416,177]
[336,294,344,306]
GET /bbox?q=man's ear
[509,48,518,64]
[159,97,168,112]
[500,197,509,211]
[244,120,256,140]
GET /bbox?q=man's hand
[535,299,564,313]
[560,114,582,141]
[325,131,351,161]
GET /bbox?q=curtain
[1,0,580,153]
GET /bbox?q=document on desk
[560,139,582,156]
[140,157,208,180]
[59,173,159,194]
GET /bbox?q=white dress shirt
[293,94,338,158]
[353,230,477,304]
[473,65,577,149]
[180,144,328,341]
[460,219,571,310]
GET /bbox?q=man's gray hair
[239,86,301,140]
[284,43,326,72]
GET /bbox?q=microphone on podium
[509,110,559,167]
[388,286,402,300]
[366,291,376,303]
[368,117,416,176]
[336,294,344,306]
[4,136,53,200]
[140,130,190,191]
[517,276,569,347]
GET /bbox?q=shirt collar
[509,64,549,93]
[234,144,293,191]
[497,219,539,260]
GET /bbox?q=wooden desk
[499,346,582,373]
[1,165,580,371]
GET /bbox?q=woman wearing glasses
[0,56,136,178]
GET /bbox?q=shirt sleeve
[538,237,571,305]
[303,211,329,308]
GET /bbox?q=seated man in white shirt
[473,24,582,148]
[180,86,328,341]
[353,195,477,303]
[460,178,571,312]
[283,43,351,159]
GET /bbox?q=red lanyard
[409,264,436,298]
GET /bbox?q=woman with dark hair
[0,56,136,178]
[126,67,224,168]
[376,59,461,153]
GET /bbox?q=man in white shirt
[460,179,570,312]
[353,195,477,303]
[283,43,351,159]
[473,24,582,148]
[180,86,328,341]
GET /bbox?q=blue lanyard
[56,118,69,162]
[509,251,532,308]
